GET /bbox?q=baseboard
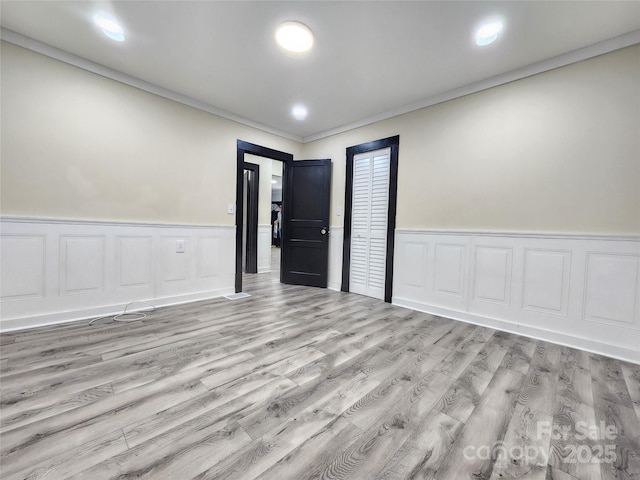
[393,296,640,365]
[327,282,341,292]
[0,287,234,332]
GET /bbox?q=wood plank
[68,418,252,480]
[516,342,561,416]
[374,410,462,480]
[435,362,494,423]
[1,382,114,433]
[489,404,552,480]
[433,367,525,480]
[0,351,252,475]
[255,416,363,480]
[621,361,640,424]
[500,337,538,375]
[237,346,390,440]
[467,337,510,374]
[589,355,634,409]
[3,428,128,480]
[196,373,380,479]
[342,351,448,431]
[303,368,460,479]
[592,399,640,480]
[123,376,297,448]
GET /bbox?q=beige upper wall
[2,41,638,234]
[302,45,640,234]
[0,41,301,226]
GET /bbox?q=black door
[282,159,331,287]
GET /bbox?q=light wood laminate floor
[1,266,639,480]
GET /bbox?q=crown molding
[2,27,638,145]
[302,30,640,143]
[0,28,303,143]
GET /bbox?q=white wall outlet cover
[227,204,235,214]
[337,206,342,216]
[176,239,186,253]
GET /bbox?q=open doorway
[236,140,333,294]
[235,141,292,293]
[242,154,283,280]
[271,163,283,280]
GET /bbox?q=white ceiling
[2,1,639,141]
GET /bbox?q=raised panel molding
[257,225,272,274]
[522,249,571,316]
[584,253,639,327]
[401,241,427,288]
[0,235,45,301]
[473,246,512,305]
[198,236,221,278]
[60,236,105,295]
[160,237,189,283]
[0,219,235,331]
[393,231,640,364]
[116,236,152,288]
[328,226,344,291]
[434,243,465,297]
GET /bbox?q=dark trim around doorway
[341,135,400,303]
[235,140,293,293]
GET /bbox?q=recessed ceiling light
[276,21,314,54]
[291,104,308,121]
[475,21,503,46]
[94,13,125,42]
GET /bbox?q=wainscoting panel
[0,218,236,331]
[393,230,640,364]
[584,252,639,327]
[472,246,512,306]
[433,243,466,300]
[0,234,45,301]
[395,240,428,300]
[116,236,153,289]
[257,225,272,274]
[160,237,189,283]
[522,249,571,316]
[59,235,105,295]
[327,226,344,291]
[198,236,221,279]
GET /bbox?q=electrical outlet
[337,206,342,216]
[227,204,235,215]
[176,239,185,253]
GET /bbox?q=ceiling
[1,1,639,141]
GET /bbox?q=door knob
[321,227,329,235]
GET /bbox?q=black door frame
[341,135,400,303]
[242,162,259,274]
[235,140,293,293]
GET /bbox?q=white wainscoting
[393,230,640,364]
[328,226,344,292]
[257,224,273,274]
[0,218,236,331]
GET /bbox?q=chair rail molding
[0,218,235,331]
